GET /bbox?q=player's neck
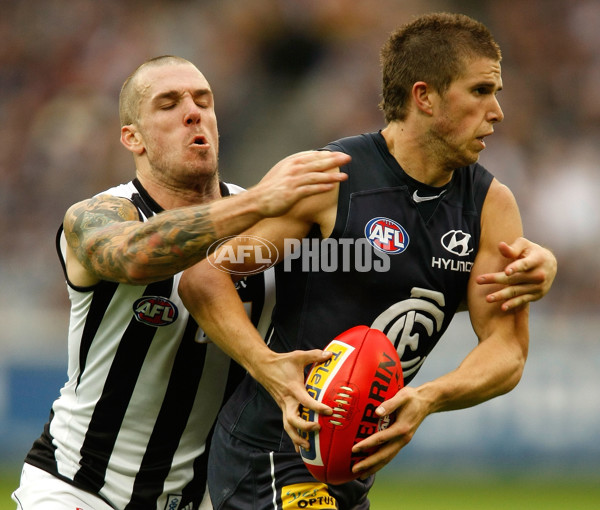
[136,171,222,210]
[381,123,453,187]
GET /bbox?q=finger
[489,291,538,310]
[291,181,342,200]
[351,441,398,476]
[298,399,332,416]
[476,271,510,285]
[499,237,536,259]
[283,400,319,450]
[351,426,394,454]
[486,282,540,302]
[298,170,348,183]
[500,294,534,311]
[294,385,333,416]
[291,411,320,434]
[505,261,546,281]
[352,457,387,478]
[293,151,351,172]
[284,422,312,450]
[299,348,334,365]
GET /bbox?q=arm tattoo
[65,194,217,284]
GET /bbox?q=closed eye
[474,83,502,96]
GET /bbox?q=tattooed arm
[63,150,351,287]
[63,194,218,287]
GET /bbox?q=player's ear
[412,82,434,116]
[120,124,145,155]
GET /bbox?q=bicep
[467,179,525,339]
[63,195,141,284]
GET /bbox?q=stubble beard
[148,145,220,192]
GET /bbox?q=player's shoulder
[64,185,139,229]
[323,132,380,153]
[484,177,518,209]
[68,181,137,211]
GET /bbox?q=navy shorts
[208,421,374,509]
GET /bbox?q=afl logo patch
[133,296,178,326]
[365,217,409,254]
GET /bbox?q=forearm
[68,192,265,285]
[179,262,275,376]
[124,193,265,280]
[67,150,349,285]
[418,323,528,415]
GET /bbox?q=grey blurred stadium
[1,0,598,486]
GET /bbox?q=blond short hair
[118,55,194,126]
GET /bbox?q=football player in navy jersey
[180,13,557,510]
[12,56,350,510]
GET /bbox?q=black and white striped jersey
[24,179,275,509]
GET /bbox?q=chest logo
[133,296,178,326]
[371,288,445,380]
[413,189,447,203]
[364,217,409,254]
[441,230,473,257]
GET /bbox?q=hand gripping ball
[299,325,403,484]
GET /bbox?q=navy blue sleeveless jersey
[217,131,493,451]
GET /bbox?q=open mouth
[192,135,208,146]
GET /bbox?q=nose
[184,110,201,125]
[489,96,504,124]
[183,98,202,125]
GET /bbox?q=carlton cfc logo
[364,217,409,254]
[133,296,178,326]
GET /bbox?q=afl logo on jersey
[364,217,409,254]
[133,296,178,326]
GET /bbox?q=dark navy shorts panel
[208,421,374,510]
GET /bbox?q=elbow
[178,270,193,308]
[177,263,214,317]
[505,363,524,394]
[118,258,162,285]
[504,320,529,394]
[123,265,156,285]
[503,347,528,394]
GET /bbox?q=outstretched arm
[476,237,557,311]
[63,150,349,287]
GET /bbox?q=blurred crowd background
[2,0,600,315]
[1,0,599,479]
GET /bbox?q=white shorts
[12,463,214,510]
[11,464,115,509]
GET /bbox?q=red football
[299,325,403,485]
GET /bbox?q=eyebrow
[151,88,213,104]
[472,79,502,92]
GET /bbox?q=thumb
[298,349,333,368]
